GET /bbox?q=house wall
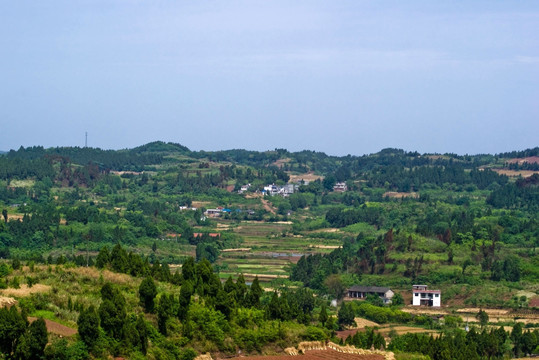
[412,291,441,307]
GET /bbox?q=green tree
[98,283,126,340]
[319,304,328,326]
[391,292,404,306]
[178,281,193,321]
[95,246,110,269]
[338,302,355,328]
[476,309,489,329]
[138,277,157,313]
[157,293,175,336]
[77,305,100,350]
[28,317,48,359]
[245,276,263,308]
[324,274,346,300]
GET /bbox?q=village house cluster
[345,284,441,307]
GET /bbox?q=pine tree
[77,306,100,350]
[138,277,158,313]
[319,304,328,326]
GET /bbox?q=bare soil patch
[1,284,51,297]
[28,317,77,337]
[261,199,276,214]
[223,349,383,360]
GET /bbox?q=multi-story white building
[412,285,441,307]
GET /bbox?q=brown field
[273,158,292,168]
[506,156,539,165]
[378,326,438,337]
[309,245,342,249]
[7,214,24,221]
[383,192,419,199]
[222,349,383,360]
[192,201,211,208]
[288,172,324,183]
[1,284,51,297]
[401,307,448,316]
[354,318,380,328]
[221,248,252,252]
[63,266,138,286]
[242,273,288,279]
[28,317,77,337]
[456,308,509,316]
[492,169,539,178]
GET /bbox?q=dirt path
[261,198,276,215]
[28,317,77,337]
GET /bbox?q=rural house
[412,285,441,307]
[346,285,394,305]
[333,182,348,192]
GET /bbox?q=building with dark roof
[346,285,394,305]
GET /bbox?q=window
[414,293,418,297]
[435,294,439,298]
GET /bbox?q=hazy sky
[1,1,538,156]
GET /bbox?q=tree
[245,276,263,308]
[324,274,346,300]
[98,284,126,340]
[476,309,489,329]
[138,277,158,313]
[392,293,404,306]
[337,303,355,328]
[12,316,48,360]
[77,306,100,350]
[178,281,193,321]
[319,304,328,326]
[157,293,175,336]
[95,246,110,269]
[2,209,7,223]
[136,315,148,355]
[511,322,523,357]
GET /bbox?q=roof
[413,290,441,294]
[348,286,391,293]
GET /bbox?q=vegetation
[0,142,538,359]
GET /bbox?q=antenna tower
[85,132,88,147]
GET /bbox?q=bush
[302,326,327,341]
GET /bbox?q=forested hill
[5,141,539,171]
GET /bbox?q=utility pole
[85,132,88,147]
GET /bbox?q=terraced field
[216,220,343,281]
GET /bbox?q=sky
[1,1,538,156]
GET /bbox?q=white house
[412,285,441,307]
[333,182,348,192]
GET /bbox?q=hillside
[0,142,538,359]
